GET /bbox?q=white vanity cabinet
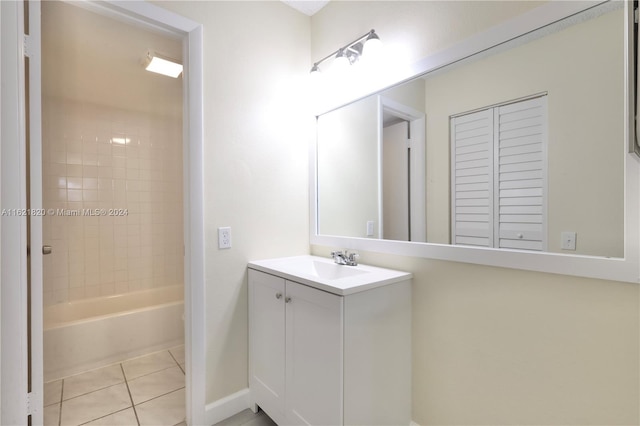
[248,256,412,426]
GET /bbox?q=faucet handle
[346,251,359,265]
[330,250,343,258]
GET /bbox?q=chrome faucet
[330,250,359,266]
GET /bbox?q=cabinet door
[249,270,286,420]
[285,281,343,426]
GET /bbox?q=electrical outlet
[218,227,232,249]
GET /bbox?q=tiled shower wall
[42,98,184,306]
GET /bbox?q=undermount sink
[248,255,412,296]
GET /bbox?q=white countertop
[248,255,412,296]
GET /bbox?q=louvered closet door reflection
[496,96,547,251]
[451,108,494,247]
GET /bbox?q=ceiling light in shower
[143,50,183,78]
[111,137,131,145]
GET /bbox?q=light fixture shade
[144,51,183,78]
[363,31,383,59]
[332,49,350,73]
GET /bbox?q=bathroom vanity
[247,255,412,426]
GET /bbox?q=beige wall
[383,77,426,112]
[154,1,311,403]
[423,7,624,255]
[309,248,638,425]
[312,2,639,425]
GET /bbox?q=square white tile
[60,383,131,426]
[122,350,175,380]
[44,380,63,406]
[85,408,138,426]
[127,366,185,405]
[63,364,124,400]
[136,388,185,426]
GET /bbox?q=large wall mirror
[312,1,640,282]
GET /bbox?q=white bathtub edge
[204,388,250,425]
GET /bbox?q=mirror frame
[310,0,640,283]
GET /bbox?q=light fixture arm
[310,29,378,72]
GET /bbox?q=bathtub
[44,285,184,382]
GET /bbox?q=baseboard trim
[204,388,251,425]
[204,389,417,426]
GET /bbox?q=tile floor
[44,346,186,426]
[212,409,276,426]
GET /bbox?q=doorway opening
[378,96,426,242]
[0,0,205,424]
[40,2,186,424]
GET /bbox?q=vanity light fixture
[143,50,183,78]
[310,29,381,75]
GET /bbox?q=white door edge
[1,1,206,424]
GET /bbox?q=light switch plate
[366,221,375,237]
[561,231,576,250]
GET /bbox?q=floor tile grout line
[59,381,132,426]
[134,386,186,409]
[125,362,179,382]
[46,356,130,384]
[50,348,182,387]
[129,370,185,407]
[76,407,133,426]
[167,349,185,375]
[123,365,179,380]
[60,379,127,403]
[58,379,64,426]
[121,363,141,426]
[48,348,186,426]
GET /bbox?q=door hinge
[23,34,31,58]
[26,392,33,415]
[26,392,40,416]
[635,7,639,24]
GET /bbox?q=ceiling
[281,0,330,16]
[41,1,183,118]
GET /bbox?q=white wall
[153,1,311,404]
[317,96,379,238]
[317,78,425,239]
[311,2,639,424]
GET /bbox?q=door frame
[377,96,426,242]
[0,1,206,424]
